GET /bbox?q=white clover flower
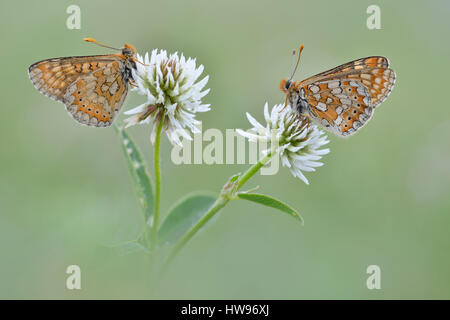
[237,103,330,184]
[124,49,210,146]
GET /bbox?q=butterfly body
[28,41,137,127]
[281,56,396,136]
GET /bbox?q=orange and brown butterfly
[28,38,140,127]
[280,45,396,136]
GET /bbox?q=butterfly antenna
[289,44,304,81]
[83,38,121,51]
[283,44,304,111]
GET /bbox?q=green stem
[236,153,272,190]
[164,151,275,268]
[151,116,164,250]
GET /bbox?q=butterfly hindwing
[63,62,129,127]
[302,79,373,136]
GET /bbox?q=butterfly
[280,45,396,136]
[28,38,139,127]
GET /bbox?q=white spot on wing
[316,102,327,111]
[328,81,340,89]
[309,85,320,93]
[109,82,119,95]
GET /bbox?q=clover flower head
[237,103,330,184]
[124,49,210,146]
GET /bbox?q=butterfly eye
[285,80,292,90]
[122,48,133,56]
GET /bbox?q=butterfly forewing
[292,56,396,136]
[28,53,133,127]
[29,55,119,100]
[300,56,390,85]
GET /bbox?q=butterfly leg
[129,79,139,88]
[131,57,149,67]
[282,93,290,111]
[299,114,311,128]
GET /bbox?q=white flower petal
[245,112,265,131]
[123,49,210,146]
[240,103,330,184]
[123,103,147,115]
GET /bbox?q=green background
[1,0,449,299]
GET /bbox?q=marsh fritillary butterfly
[28,38,139,127]
[280,45,396,136]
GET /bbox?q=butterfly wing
[301,79,373,136]
[28,55,130,127]
[297,56,396,136]
[301,56,390,82]
[28,55,121,101]
[64,65,129,127]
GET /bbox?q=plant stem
[164,151,274,268]
[151,117,165,250]
[236,153,272,190]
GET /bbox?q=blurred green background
[1,0,449,299]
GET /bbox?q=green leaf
[114,125,154,223]
[237,193,303,225]
[158,193,216,246]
